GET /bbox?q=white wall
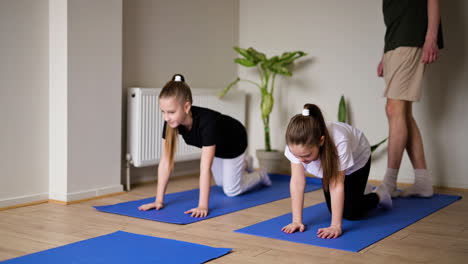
[239,0,468,188]
[122,0,239,183]
[49,0,68,202]
[0,0,50,206]
[1,0,123,207]
[66,0,123,200]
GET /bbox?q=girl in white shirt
[282,104,392,239]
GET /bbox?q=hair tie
[302,109,310,116]
[174,75,182,82]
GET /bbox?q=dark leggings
[323,157,379,220]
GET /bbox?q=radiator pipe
[126,153,132,191]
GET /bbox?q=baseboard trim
[1,184,124,210]
[48,191,126,205]
[0,192,49,209]
[64,185,124,202]
[0,190,127,210]
[0,199,48,211]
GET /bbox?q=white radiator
[125,87,246,190]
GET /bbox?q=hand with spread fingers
[281,222,306,234]
[317,225,342,239]
[184,207,209,218]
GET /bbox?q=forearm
[290,174,305,223]
[329,183,344,228]
[426,0,440,41]
[198,168,211,208]
[155,160,171,203]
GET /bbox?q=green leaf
[280,51,294,60]
[234,58,257,67]
[338,95,347,123]
[268,51,307,76]
[371,138,388,152]
[218,77,240,98]
[263,56,278,72]
[246,47,267,62]
[279,51,307,65]
[233,46,254,61]
[269,63,291,76]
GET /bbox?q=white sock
[374,184,392,209]
[382,168,400,197]
[401,169,433,197]
[238,170,271,195]
[258,168,272,186]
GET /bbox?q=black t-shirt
[383,0,444,53]
[162,106,247,159]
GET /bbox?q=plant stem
[263,116,271,151]
[270,73,277,95]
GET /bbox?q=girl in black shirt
[138,74,271,217]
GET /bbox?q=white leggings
[211,152,262,197]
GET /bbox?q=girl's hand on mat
[317,225,342,239]
[138,202,163,211]
[184,207,208,218]
[154,202,164,210]
[281,222,305,233]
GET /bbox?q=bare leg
[404,104,427,169]
[378,99,409,197]
[386,99,409,169]
[402,104,433,197]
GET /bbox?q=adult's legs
[402,104,433,196]
[380,99,409,196]
[404,104,427,169]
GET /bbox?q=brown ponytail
[160,74,193,170]
[285,104,339,191]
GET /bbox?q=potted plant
[219,47,307,173]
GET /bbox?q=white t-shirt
[284,121,371,178]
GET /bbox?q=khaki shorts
[383,47,426,102]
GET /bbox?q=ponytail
[160,74,192,170]
[164,126,178,170]
[285,104,339,191]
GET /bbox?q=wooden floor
[1,175,467,263]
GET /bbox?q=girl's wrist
[330,224,342,229]
[292,218,302,223]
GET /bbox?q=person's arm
[317,170,345,239]
[281,162,306,233]
[422,0,441,64]
[184,145,215,217]
[138,140,172,211]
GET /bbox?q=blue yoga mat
[2,231,231,264]
[235,194,461,252]
[95,174,322,224]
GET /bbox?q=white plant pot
[256,149,289,174]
